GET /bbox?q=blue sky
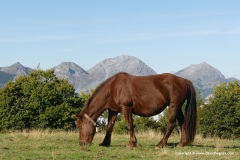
[1,1,240,79]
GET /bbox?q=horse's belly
[132,103,168,117]
[131,88,170,117]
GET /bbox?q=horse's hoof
[128,142,137,147]
[155,146,160,150]
[126,143,137,150]
[177,142,188,147]
[155,144,165,149]
[177,143,184,147]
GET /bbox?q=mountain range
[0,55,238,98]
[53,55,156,93]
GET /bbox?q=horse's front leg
[99,110,118,147]
[122,106,137,149]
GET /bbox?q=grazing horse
[76,72,196,148]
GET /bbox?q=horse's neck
[84,81,112,121]
[84,97,108,121]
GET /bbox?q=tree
[113,114,127,134]
[133,116,160,132]
[157,108,170,134]
[0,70,83,131]
[199,81,240,139]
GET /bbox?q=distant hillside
[52,62,90,92]
[0,71,15,87]
[53,55,157,92]
[0,62,32,87]
[85,55,157,92]
[175,62,236,98]
[1,62,32,79]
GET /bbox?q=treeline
[0,70,239,139]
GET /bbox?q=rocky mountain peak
[52,62,90,93]
[88,55,156,77]
[176,62,225,81]
[1,62,31,78]
[175,62,227,97]
[53,62,88,75]
[85,55,157,91]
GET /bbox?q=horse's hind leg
[122,106,137,149]
[176,109,187,147]
[99,110,118,147]
[156,104,178,148]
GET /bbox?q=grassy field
[0,130,239,160]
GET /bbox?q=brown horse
[76,72,196,148]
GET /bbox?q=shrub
[0,70,84,131]
[199,81,240,139]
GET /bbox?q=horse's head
[76,114,96,146]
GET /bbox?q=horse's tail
[184,80,197,144]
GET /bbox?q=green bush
[0,70,84,131]
[199,81,240,139]
[113,115,128,134]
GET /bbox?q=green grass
[0,130,239,160]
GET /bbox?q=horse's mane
[81,72,127,113]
